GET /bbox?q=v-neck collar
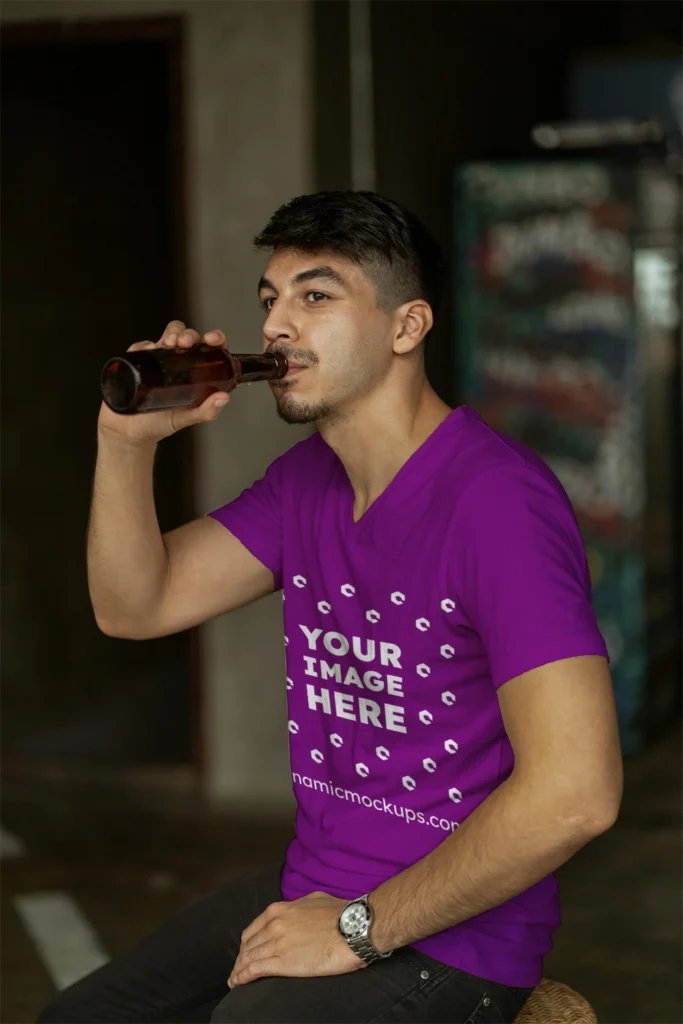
[333,406,473,532]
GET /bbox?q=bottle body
[100,345,288,414]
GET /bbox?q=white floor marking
[1,824,26,858]
[13,891,109,990]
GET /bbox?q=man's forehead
[259,249,365,289]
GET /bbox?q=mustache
[266,344,318,368]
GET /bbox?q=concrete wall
[2,0,313,809]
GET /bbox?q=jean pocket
[471,983,532,1024]
[464,991,497,1024]
[394,947,455,987]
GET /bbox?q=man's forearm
[87,429,168,633]
[369,773,615,954]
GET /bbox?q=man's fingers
[159,319,186,345]
[126,340,157,352]
[204,329,227,346]
[160,327,200,348]
[177,328,201,347]
[233,938,273,970]
[229,952,281,989]
[239,926,279,956]
[242,903,279,941]
[127,332,219,357]
[240,912,269,946]
[241,901,286,945]
[150,321,226,350]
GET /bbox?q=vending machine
[454,156,681,752]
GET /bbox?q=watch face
[340,902,369,938]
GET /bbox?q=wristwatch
[337,894,393,965]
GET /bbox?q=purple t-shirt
[208,406,608,986]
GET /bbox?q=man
[40,191,622,1024]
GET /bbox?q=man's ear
[392,300,433,355]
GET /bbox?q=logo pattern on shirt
[285,574,463,805]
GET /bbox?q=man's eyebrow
[292,266,347,288]
[257,266,347,295]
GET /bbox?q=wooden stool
[514,978,597,1024]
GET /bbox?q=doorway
[1,18,199,769]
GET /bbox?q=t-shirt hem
[282,862,546,988]
[493,637,610,690]
[409,935,544,988]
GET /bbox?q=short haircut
[253,190,444,322]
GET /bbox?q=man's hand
[228,891,365,988]
[98,322,232,444]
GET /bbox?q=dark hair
[253,190,444,321]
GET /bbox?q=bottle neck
[234,352,288,384]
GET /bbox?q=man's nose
[263,305,298,345]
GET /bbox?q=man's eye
[261,297,276,312]
[306,291,327,303]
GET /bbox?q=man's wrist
[367,889,395,955]
[97,425,158,456]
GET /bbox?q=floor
[2,724,681,1024]
[543,722,682,1024]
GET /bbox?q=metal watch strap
[346,932,392,964]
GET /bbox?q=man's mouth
[267,351,314,383]
[284,363,307,377]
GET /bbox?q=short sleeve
[206,457,284,590]
[452,465,609,689]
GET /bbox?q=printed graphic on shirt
[284,576,464,828]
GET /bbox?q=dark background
[1,26,196,766]
[315,0,681,395]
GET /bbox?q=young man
[41,191,622,1024]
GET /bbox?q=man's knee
[209,993,232,1023]
[35,979,108,1024]
[36,991,80,1023]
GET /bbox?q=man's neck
[318,383,452,522]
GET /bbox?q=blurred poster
[568,58,683,748]
[454,161,648,750]
[570,58,683,140]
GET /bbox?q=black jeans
[36,864,532,1024]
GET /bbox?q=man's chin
[274,392,332,426]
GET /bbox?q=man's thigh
[210,948,529,1024]
[37,864,284,1024]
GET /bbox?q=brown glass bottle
[100,345,288,414]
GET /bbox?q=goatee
[274,392,333,425]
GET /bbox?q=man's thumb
[171,392,230,432]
